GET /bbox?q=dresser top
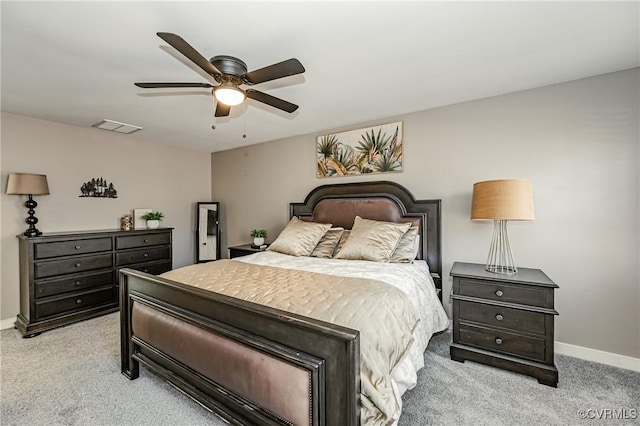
[450,262,558,288]
[17,227,173,239]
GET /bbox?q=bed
[120,180,448,425]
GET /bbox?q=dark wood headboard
[290,181,442,298]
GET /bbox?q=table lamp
[6,173,50,237]
[471,179,535,274]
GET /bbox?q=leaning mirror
[196,202,220,263]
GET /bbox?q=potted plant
[250,229,267,246]
[142,211,164,229]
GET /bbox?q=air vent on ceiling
[92,119,142,134]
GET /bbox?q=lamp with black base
[6,173,50,237]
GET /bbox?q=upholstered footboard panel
[132,302,315,425]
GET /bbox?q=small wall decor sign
[316,121,403,178]
[79,177,118,198]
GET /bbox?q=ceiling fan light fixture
[214,85,245,107]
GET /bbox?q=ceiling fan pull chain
[242,102,247,139]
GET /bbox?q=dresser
[16,228,173,337]
[449,262,559,387]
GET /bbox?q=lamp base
[485,220,518,275]
[22,195,43,238]
[486,264,517,275]
[23,228,43,237]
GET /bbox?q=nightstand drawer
[36,287,115,319]
[34,238,112,259]
[458,278,547,307]
[459,300,546,334]
[459,324,546,362]
[116,233,170,250]
[34,253,113,279]
[35,271,114,298]
[116,246,171,266]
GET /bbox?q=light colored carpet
[1,313,638,425]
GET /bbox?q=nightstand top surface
[450,262,557,287]
[229,243,263,250]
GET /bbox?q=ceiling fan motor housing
[210,55,248,78]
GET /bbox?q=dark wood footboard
[120,268,360,425]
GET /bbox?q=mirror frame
[196,201,221,263]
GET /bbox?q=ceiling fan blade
[244,58,305,85]
[215,102,231,117]
[156,32,222,76]
[246,89,299,113]
[135,82,213,88]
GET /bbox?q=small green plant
[250,229,267,238]
[143,211,164,221]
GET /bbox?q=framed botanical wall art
[316,121,403,178]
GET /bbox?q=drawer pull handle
[144,239,149,243]
[495,290,504,297]
[495,338,503,345]
[75,280,82,286]
[143,253,149,258]
[74,245,81,250]
[75,262,81,268]
[76,298,82,304]
[495,314,503,321]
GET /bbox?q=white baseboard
[0,317,16,330]
[555,341,640,372]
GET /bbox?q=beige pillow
[267,217,332,256]
[334,216,411,262]
[390,226,420,263]
[310,227,344,258]
[335,230,350,254]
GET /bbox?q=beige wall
[212,69,639,359]
[1,113,211,322]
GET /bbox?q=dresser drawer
[127,261,172,275]
[459,324,546,362]
[36,287,115,319]
[459,300,546,335]
[34,253,113,279]
[34,237,112,259]
[35,271,114,298]
[116,247,171,266]
[458,278,547,307]
[116,233,170,250]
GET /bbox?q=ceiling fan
[135,32,305,117]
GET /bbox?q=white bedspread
[237,251,450,424]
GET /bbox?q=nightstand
[228,244,268,259]
[450,262,559,387]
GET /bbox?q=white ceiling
[2,1,638,153]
